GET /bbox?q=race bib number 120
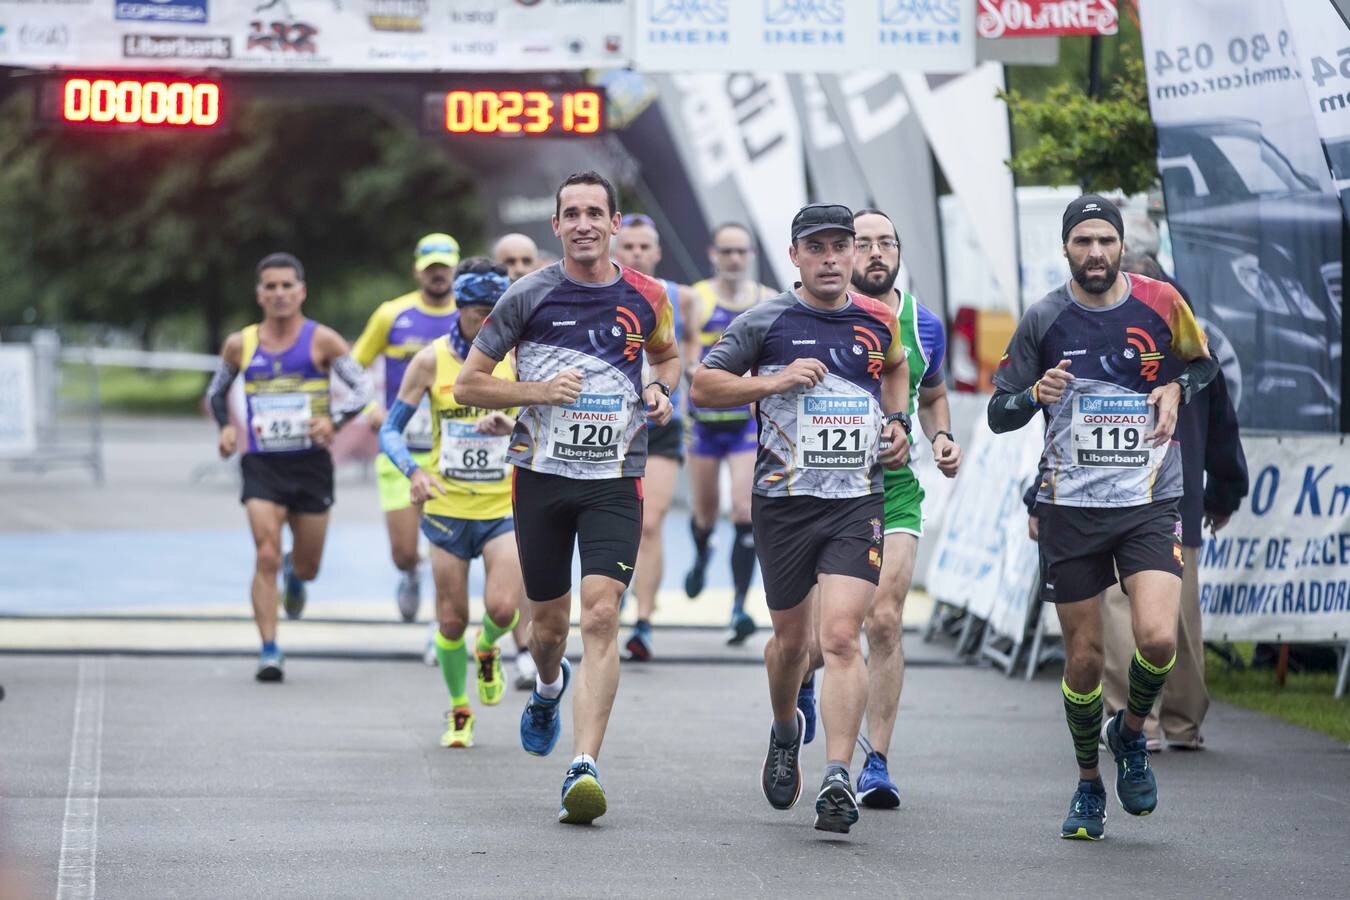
[547,393,628,464]
[796,394,874,469]
[1072,394,1153,468]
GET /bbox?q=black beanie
[1061,194,1124,243]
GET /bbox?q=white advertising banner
[0,345,37,458]
[634,0,975,73]
[1200,435,1350,643]
[0,0,632,72]
[925,412,1043,621]
[1140,0,1343,433]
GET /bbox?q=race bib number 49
[1072,394,1153,468]
[251,393,312,452]
[547,393,628,464]
[796,395,874,469]
[439,420,509,483]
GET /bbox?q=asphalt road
[2,650,1348,899]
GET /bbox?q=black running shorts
[240,450,334,515]
[645,418,685,463]
[751,492,885,611]
[511,465,643,601]
[1036,497,1183,604]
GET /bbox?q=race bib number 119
[1072,394,1153,468]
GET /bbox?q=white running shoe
[423,621,438,666]
[514,648,538,691]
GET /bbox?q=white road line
[55,657,106,900]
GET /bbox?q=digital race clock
[37,74,224,130]
[421,88,605,137]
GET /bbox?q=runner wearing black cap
[690,203,911,835]
[988,194,1218,841]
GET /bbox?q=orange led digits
[432,88,605,137]
[58,76,221,128]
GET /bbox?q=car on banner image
[1156,119,1342,432]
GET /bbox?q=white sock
[572,753,596,769]
[535,670,564,699]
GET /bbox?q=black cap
[1062,194,1124,243]
[791,203,855,242]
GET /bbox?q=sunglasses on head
[620,213,656,228]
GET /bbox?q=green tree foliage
[1001,49,1158,196]
[0,88,481,350]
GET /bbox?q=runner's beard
[423,283,453,299]
[1070,258,1119,295]
[852,264,898,298]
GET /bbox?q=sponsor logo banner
[114,0,207,25]
[976,0,1117,39]
[123,32,229,58]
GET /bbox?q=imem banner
[1141,0,1343,433]
[634,0,975,73]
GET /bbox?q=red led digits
[61,77,221,128]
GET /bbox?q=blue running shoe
[856,746,899,809]
[281,552,306,620]
[726,610,756,646]
[558,760,607,824]
[813,770,860,834]
[796,675,816,745]
[1061,779,1107,840]
[1104,709,1158,816]
[520,657,571,756]
[255,647,284,683]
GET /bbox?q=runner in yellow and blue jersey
[379,258,522,750]
[206,252,372,683]
[682,222,777,645]
[353,233,460,622]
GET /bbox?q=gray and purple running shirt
[472,262,676,480]
[700,290,906,500]
[994,274,1210,509]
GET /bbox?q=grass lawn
[1206,646,1350,743]
[61,364,207,417]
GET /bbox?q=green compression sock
[435,631,469,708]
[476,609,520,653]
[1127,649,1176,720]
[1062,680,1104,772]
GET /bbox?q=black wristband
[933,429,955,444]
[645,380,672,398]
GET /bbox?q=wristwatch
[645,380,672,398]
[933,429,955,444]
[1172,373,1195,405]
[882,411,912,434]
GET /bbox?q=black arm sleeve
[1202,370,1249,516]
[1174,355,1220,404]
[206,359,237,428]
[987,387,1040,434]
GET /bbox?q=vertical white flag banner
[1283,0,1350,216]
[900,65,1019,310]
[654,73,805,288]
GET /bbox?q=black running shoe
[813,770,860,834]
[761,708,806,810]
